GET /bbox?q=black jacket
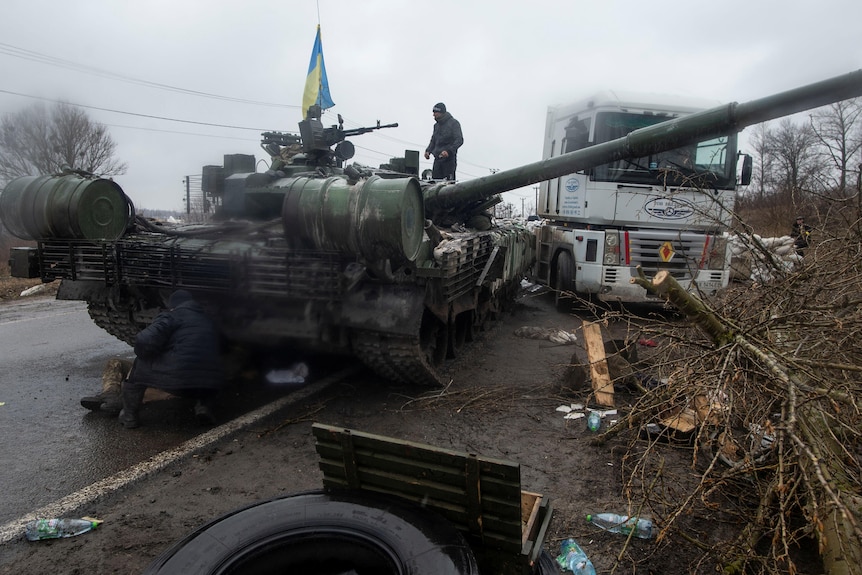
[426,112,464,159]
[131,299,224,391]
[791,222,812,249]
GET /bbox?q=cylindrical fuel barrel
[0,175,131,240]
[281,175,424,263]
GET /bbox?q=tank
[3,70,862,386]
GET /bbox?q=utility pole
[533,185,539,216]
[184,176,191,215]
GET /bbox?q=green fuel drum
[0,175,131,241]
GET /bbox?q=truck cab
[536,91,748,303]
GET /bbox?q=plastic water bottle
[586,411,601,432]
[24,517,102,541]
[587,512,654,539]
[556,537,596,574]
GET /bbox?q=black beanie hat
[169,289,193,308]
[432,102,446,113]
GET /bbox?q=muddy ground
[0,278,815,574]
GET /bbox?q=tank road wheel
[420,310,449,368]
[554,251,575,312]
[143,490,479,575]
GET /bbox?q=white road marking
[0,365,360,544]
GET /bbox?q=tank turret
[3,70,862,386]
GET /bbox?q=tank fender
[56,279,110,301]
[341,283,426,335]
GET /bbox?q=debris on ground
[513,326,578,344]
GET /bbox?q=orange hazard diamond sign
[659,241,675,262]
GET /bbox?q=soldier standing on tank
[424,102,463,181]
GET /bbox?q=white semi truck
[534,90,752,304]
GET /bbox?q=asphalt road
[0,296,315,529]
[0,297,174,525]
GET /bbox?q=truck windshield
[590,112,737,189]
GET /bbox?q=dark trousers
[432,157,457,180]
[126,359,218,401]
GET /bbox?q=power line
[0,87,489,179]
[102,122,261,142]
[0,42,504,176]
[0,88,273,132]
[0,42,299,110]
[0,45,519,201]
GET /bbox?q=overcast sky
[1,0,860,213]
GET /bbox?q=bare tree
[0,102,127,185]
[747,121,774,202]
[809,98,862,210]
[767,118,821,209]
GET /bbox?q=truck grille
[628,230,711,281]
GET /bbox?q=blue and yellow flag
[302,25,335,118]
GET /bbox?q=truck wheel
[554,252,575,311]
[144,490,479,575]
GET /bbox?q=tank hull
[41,222,534,386]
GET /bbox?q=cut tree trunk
[631,268,862,575]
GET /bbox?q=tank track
[89,298,445,387]
[86,301,141,347]
[352,330,443,388]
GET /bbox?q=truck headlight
[604,231,620,265]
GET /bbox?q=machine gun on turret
[264,105,398,169]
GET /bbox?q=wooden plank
[582,320,615,407]
[313,423,525,551]
[465,454,483,538]
[316,455,523,521]
[339,429,360,488]
[694,394,723,425]
[316,460,521,520]
[314,443,522,497]
[660,407,697,433]
[521,492,541,546]
[313,425,520,482]
[528,497,554,565]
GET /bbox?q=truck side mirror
[739,154,753,186]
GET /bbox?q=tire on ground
[143,489,480,575]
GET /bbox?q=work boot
[118,382,146,429]
[82,358,131,414]
[194,399,217,426]
[80,390,123,414]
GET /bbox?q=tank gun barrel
[425,69,862,213]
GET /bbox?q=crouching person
[119,289,225,429]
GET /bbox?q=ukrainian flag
[302,25,335,118]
